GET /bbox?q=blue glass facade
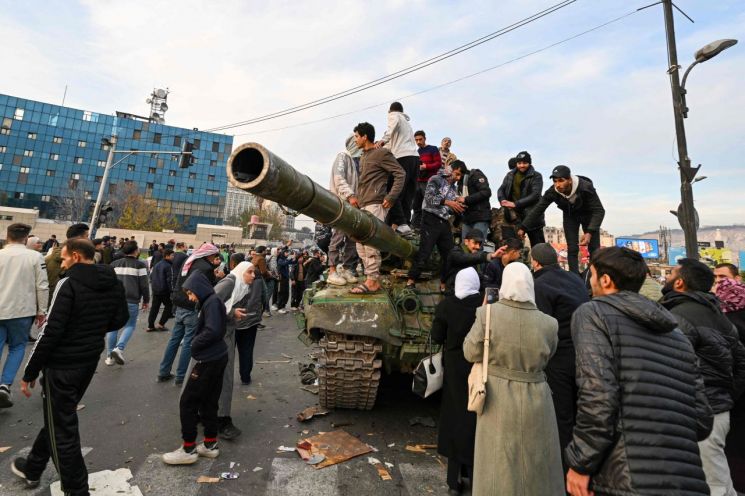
[0,93,233,232]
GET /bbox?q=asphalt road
[0,309,462,495]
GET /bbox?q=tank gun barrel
[226,142,417,260]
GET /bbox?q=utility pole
[662,0,699,259]
[90,136,116,238]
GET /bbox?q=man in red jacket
[412,130,442,228]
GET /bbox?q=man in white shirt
[0,223,48,408]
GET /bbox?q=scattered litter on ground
[387,443,395,448]
[0,446,11,453]
[256,359,292,364]
[385,462,394,469]
[331,421,353,428]
[405,444,438,454]
[252,467,263,473]
[306,454,326,465]
[246,395,257,400]
[277,446,296,452]
[76,404,85,411]
[366,444,379,452]
[197,476,220,483]
[283,424,290,428]
[300,385,319,395]
[297,405,329,422]
[281,353,293,359]
[408,416,436,428]
[298,362,318,385]
[367,457,393,481]
[302,429,309,434]
[220,462,240,480]
[296,430,373,469]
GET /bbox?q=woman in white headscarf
[463,262,563,496]
[208,261,263,440]
[431,267,482,494]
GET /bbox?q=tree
[110,183,179,231]
[50,183,93,223]
[233,202,287,240]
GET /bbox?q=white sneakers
[162,444,219,465]
[110,348,125,365]
[327,271,347,286]
[340,268,358,284]
[104,357,115,366]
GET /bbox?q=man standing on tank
[498,151,545,246]
[349,122,405,294]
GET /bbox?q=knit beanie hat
[531,243,558,266]
[516,151,532,165]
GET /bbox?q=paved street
[0,310,459,496]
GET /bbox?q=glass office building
[0,93,233,232]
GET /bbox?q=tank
[227,142,443,410]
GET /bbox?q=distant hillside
[626,225,745,252]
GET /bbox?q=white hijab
[499,263,535,305]
[455,267,480,300]
[224,261,254,314]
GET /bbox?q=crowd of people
[0,100,744,495]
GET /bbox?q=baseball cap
[549,165,571,179]
[464,229,485,242]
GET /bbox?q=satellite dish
[155,89,167,99]
[160,102,168,112]
[152,112,161,120]
[146,98,152,104]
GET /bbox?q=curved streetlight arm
[680,59,699,92]
[678,59,699,118]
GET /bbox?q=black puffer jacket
[497,165,544,227]
[533,265,589,349]
[456,168,492,224]
[661,290,745,413]
[566,291,712,495]
[23,263,129,382]
[520,175,604,232]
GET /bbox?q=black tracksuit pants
[386,155,419,227]
[25,365,97,496]
[411,182,428,228]
[236,325,258,383]
[148,292,173,328]
[563,212,600,274]
[180,355,228,443]
[545,346,577,474]
[291,280,305,308]
[409,212,454,282]
[277,277,290,309]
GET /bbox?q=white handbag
[467,302,491,414]
[412,334,444,398]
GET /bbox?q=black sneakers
[218,417,242,440]
[0,384,12,408]
[11,458,40,488]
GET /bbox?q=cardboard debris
[300,385,319,395]
[197,476,220,483]
[367,457,392,481]
[408,416,436,428]
[0,446,11,453]
[246,395,257,400]
[405,444,437,454]
[296,430,373,469]
[297,405,329,422]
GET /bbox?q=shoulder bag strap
[482,303,491,385]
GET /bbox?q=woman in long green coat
[463,262,563,496]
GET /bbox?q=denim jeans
[106,303,139,354]
[0,316,34,385]
[462,221,490,242]
[158,307,198,381]
[263,279,276,311]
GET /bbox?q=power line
[233,8,641,138]
[203,0,578,132]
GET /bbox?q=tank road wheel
[317,331,383,410]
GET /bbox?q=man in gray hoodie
[375,102,419,232]
[327,135,362,286]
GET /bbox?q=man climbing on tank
[349,122,405,294]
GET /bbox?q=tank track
[318,331,383,410]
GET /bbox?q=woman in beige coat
[463,262,563,496]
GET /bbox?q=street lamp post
[661,0,737,259]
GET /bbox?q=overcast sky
[4,0,743,235]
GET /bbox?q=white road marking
[51,467,143,496]
[0,446,92,496]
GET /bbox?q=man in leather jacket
[661,258,745,496]
[497,151,544,246]
[566,247,712,496]
[451,160,492,241]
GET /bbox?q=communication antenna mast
[659,225,672,264]
[145,88,169,124]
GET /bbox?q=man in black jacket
[519,165,605,274]
[660,258,745,496]
[530,243,589,475]
[148,248,175,332]
[566,247,712,496]
[158,243,221,385]
[451,160,492,240]
[13,239,128,494]
[498,151,545,246]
